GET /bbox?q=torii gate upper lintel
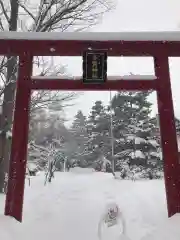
[1,31,180,222]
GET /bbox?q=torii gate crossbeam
[0,31,179,222]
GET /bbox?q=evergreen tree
[111,92,138,157]
[70,110,89,166]
[86,101,111,164]
[111,91,161,175]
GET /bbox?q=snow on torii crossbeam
[2,31,180,222]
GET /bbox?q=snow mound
[27,162,38,171]
[142,214,180,240]
[0,215,20,239]
[70,167,95,174]
[98,202,131,240]
[129,150,145,159]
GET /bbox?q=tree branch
[0,0,10,24]
[17,0,36,21]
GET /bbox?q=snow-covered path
[0,171,167,240]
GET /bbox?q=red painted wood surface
[4,54,33,222]
[31,78,157,91]
[1,37,179,221]
[0,39,180,56]
[155,56,180,217]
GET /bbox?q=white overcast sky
[58,0,180,125]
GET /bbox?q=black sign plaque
[82,50,107,83]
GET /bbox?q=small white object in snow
[98,202,131,240]
[104,203,119,227]
[2,31,180,41]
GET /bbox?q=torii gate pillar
[0,32,179,222]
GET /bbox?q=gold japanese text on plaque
[83,50,107,83]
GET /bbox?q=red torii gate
[1,31,180,222]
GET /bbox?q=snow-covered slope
[0,171,178,240]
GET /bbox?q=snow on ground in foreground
[0,169,171,240]
[141,214,180,240]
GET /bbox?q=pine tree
[86,101,111,165]
[111,91,161,177]
[111,92,138,158]
[70,110,89,166]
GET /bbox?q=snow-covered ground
[0,169,179,240]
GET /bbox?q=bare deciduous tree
[0,0,114,192]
